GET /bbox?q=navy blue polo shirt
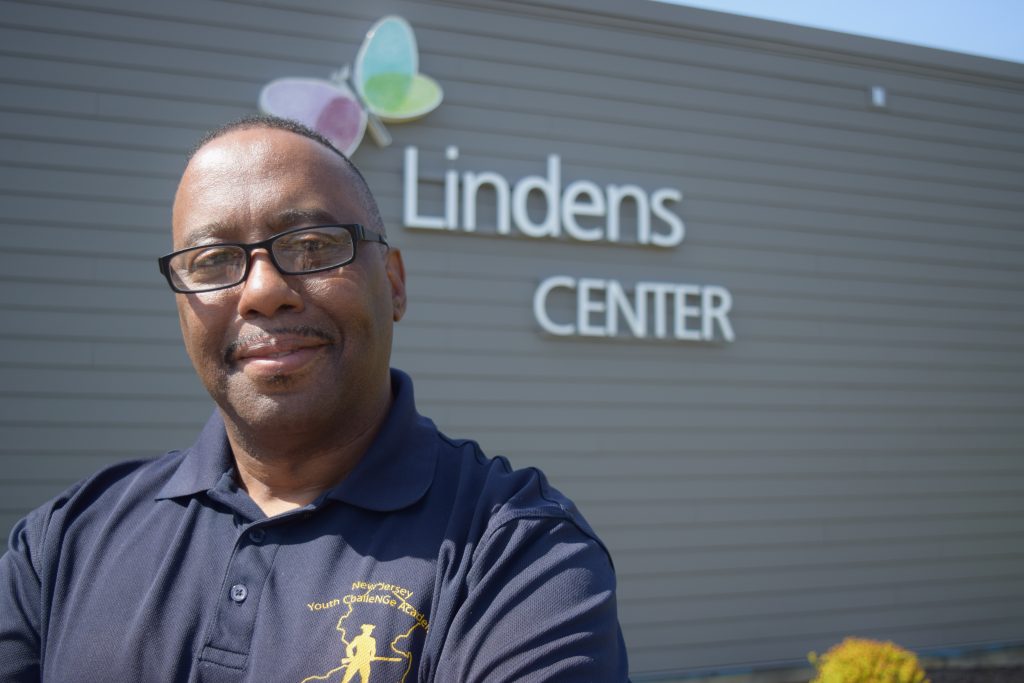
[0,370,628,682]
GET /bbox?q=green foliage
[808,637,930,683]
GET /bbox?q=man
[0,116,629,682]
[340,624,378,683]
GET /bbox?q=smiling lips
[231,335,330,377]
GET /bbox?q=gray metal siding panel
[1,0,1023,677]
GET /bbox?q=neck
[222,392,392,517]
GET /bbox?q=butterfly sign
[259,16,443,157]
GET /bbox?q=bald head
[183,115,386,236]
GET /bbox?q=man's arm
[434,514,629,682]
[0,517,44,682]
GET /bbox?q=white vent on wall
[870,85,888,108]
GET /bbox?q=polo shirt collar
[156,368,437,513]
[325,369,437,511]
[156,409,234,500]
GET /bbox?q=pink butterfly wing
[258,78,368,157]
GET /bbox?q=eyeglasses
[158,224,387,294]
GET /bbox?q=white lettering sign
[401,145,736,344]
[404,146,685,247]
[533,276,735,343]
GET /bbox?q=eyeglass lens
[168,226,355,292]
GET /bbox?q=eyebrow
[180,209,342,247]
[180,222,232,248]
[271,208,339,228]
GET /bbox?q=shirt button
[230,584,248,603]
[248,528,266,543]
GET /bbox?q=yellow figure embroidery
[340,624,377,683]
[300,583,427,683]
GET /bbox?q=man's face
[171,127,406,435]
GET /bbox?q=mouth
[226,326,334,377]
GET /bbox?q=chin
[228,392,327,430]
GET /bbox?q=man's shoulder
[52,449,185,507]
[421,429,629,681]
[10,450,187,550]
[432,428,566,512]
[429,428,607,554]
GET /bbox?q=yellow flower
[808,637,930,683]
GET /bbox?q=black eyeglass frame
[158,223,388,294]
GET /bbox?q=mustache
[224,326,336,363]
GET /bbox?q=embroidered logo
[300,581,430,683]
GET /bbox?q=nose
[236,250,304,319]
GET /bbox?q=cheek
[305,276,392,339]
[301,278,336,299]
[176,294,230,363]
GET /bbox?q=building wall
[1,0,1023,677]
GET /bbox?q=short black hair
[187,114,386,235]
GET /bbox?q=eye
[188,246,238,271]
[293,234,335,252]
[280,230,345,252]
[177,246,245,286]
[274,228,353,271]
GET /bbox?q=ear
[384,248,407,322]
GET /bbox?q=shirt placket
[196,521,279,683]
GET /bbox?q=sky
[651,0,1024,64]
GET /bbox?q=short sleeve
[433,515,629,682]
[0,516,44,682]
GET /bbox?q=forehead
[172,128,366,245]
